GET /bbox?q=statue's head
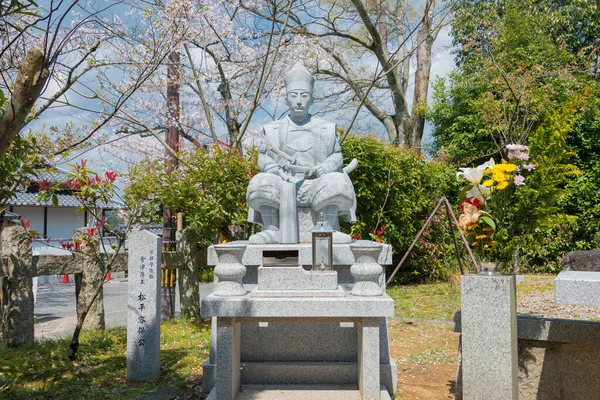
[284,62,314,123]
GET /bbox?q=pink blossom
[514,175,525,186]
[523,163,536,171]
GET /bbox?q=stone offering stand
[201,240,397,400]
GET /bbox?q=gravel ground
[516,276,600,321]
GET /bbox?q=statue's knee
[310,173,354,211]
[247,173,282,208]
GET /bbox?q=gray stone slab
[207,242,393,267]
[456,312,600,345]
[240,320,358,362]
[248,287,347,297]
[216,317,241,400]
[243,264,356,286]
[201,294,394,318]
[555,271,600,307]
[359,318,380,400]
[126,229,161,382]
[461,274,518,400]
[257,265,337,290]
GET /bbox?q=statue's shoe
[333,231,352,244]
[248,229,280,244]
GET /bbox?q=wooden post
[161,49,180,321]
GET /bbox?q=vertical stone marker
[461,274,518,400]
[127,229,161,382]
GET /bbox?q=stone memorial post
[461,274,518,400]
[0,226,34,346]
[73,228,105,331]
[127,229,161,382]
[176,228,200,319]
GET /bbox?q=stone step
[207,384,392,400]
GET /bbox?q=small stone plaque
[126,229,161,382]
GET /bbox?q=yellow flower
[476,234,488,240]
[496,163,516,172]
[497,180,509,189]
[471,241,479,246]
[483,179,494,187]
[492,171,509,182]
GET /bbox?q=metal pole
[442,197,480,273]
[443,198,465,275]
[386,197,445,287]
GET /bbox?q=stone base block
[207,385,392,400]
[248,287,347,297]
[202,361,396,396]
[555,271,600,307]
[257,266,338,291]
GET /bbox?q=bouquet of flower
[457,144,535,259]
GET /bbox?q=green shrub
[341,135,461,283]
[126,145,258,247]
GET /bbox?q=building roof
[6,190,124,209]
[4,166,124,209]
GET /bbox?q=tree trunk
[410,0,437,151]
[0,48,49,157]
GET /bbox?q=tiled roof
[32,169,70,183]
[6,190,124,209]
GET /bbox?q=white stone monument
[203,64,396,400]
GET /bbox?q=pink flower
[514,175,525,186]
[20,219,31,230]
[523,163,536,172]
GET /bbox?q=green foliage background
[125,145,257,247]
[342,135,462,282]
[428,0,600,272]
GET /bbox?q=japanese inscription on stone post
[127,229,161,382]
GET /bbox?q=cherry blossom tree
[242,0,458,150]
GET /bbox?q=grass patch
[516,275,554,295]
[0,318,211,400]
[387,282,461,321]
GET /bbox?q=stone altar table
[201,242,397,400]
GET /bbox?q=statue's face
[285,89,313,122]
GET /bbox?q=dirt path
[388,319,460,399]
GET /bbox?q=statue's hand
[265,165,281,175]
[278,169,292,182]
[313,164,327,178]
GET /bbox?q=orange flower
[458,203,491,230]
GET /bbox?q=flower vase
[479,261,500,276]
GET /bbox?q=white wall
[47,207,86,239]
[12,206,86,250]
[12,206,44,235]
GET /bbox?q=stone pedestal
[461,274,518,400]
[555,271,600,307]
[202,295,394,400]
[202,241,396,399]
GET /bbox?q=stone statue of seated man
[246,62,357,244]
